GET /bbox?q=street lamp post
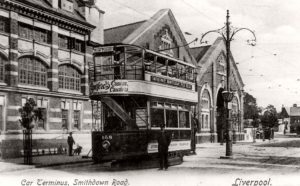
[200,10,256,158]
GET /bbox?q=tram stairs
[101,97,137,129]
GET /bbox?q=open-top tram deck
[89,44,198,163]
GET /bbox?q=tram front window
[150,108,164,127]
[166,110,178,128]
[179,111,190,128]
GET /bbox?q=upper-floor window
[59,0,74,12]
[0,17,9,33]
[58,34,85,53]
[59,65,81,91]
[74,39,85,53]
[0,56,6,82]
[19,23,33,40]
[34,27,51,43]
[19,23,51,44]
[58,34,71,49]
[19,57,47,87]
[217,54,226,74]
[159,29,174,57]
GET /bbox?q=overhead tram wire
[180,0,223,26]
[110,0,153,20]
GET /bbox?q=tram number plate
[102,135,113,140]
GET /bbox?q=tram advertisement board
[92,80,128,94]
[147,140,191,153]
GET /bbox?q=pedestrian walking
[157,124,171,170]
[67,132,75,156]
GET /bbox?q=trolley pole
[200,10,256,158]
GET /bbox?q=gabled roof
[290,107,300,116]
[12,0,93,27]
[191,37,244,88]
[104,21,146,44]
[104,9,196,65]
[189,45,211,63]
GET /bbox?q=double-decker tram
[89,44,198,163]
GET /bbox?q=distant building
[0,0,104,158]
[289,104,300,133]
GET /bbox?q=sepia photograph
[0,0,300,185]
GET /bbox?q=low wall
[0,133,92,159]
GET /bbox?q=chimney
[79,1,104,44]
[293,104,297,107]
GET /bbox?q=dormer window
[60,0,74,12]
[217,54,226,75]
[159,29,174,57]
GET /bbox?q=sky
[96,0,300,111]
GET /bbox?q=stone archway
[216,88,226,143]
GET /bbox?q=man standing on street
[67,132,75,156]
[157,124,171,170]
[191,116,199,154]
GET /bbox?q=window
[36,108,46,129]
[34,27,51,43]
[58,34,71,49]
[205,115,209,128]
[74,39,85,53]
[151,101,191,129]
[60,0,74,12]
[19,57,47,87]
[62,109,68,129]
[159,29,174,56]
[19,23,33,40]
[150,108,164,128]
[217,54,226,74]
[201,90,211,129]
[74,110,80,129]
[59,65,81,91]
[19,23,51,44]
[58,35,84,52]
[73,101,81,129]
[0,17,9,33]
[179,111,190,128]
[166,110,178,128]
[0,56,6,82]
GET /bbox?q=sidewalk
[1,137,299,173]
[0,154,93,172]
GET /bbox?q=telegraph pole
[200,10,256,158]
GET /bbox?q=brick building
[0,0,103,158]
[190,38,245,143]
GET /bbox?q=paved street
[1,136,300,186]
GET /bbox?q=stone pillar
[240,90,245,140]
[197,84,202,132]
[6,12,19,87]
[48,25,59,91]
[82,44,93,96]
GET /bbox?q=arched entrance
[216,88,226,142]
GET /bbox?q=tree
[19,98,43,130]
[243,92,261,127]
[18,98,43,164]
[260,104,278,128]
